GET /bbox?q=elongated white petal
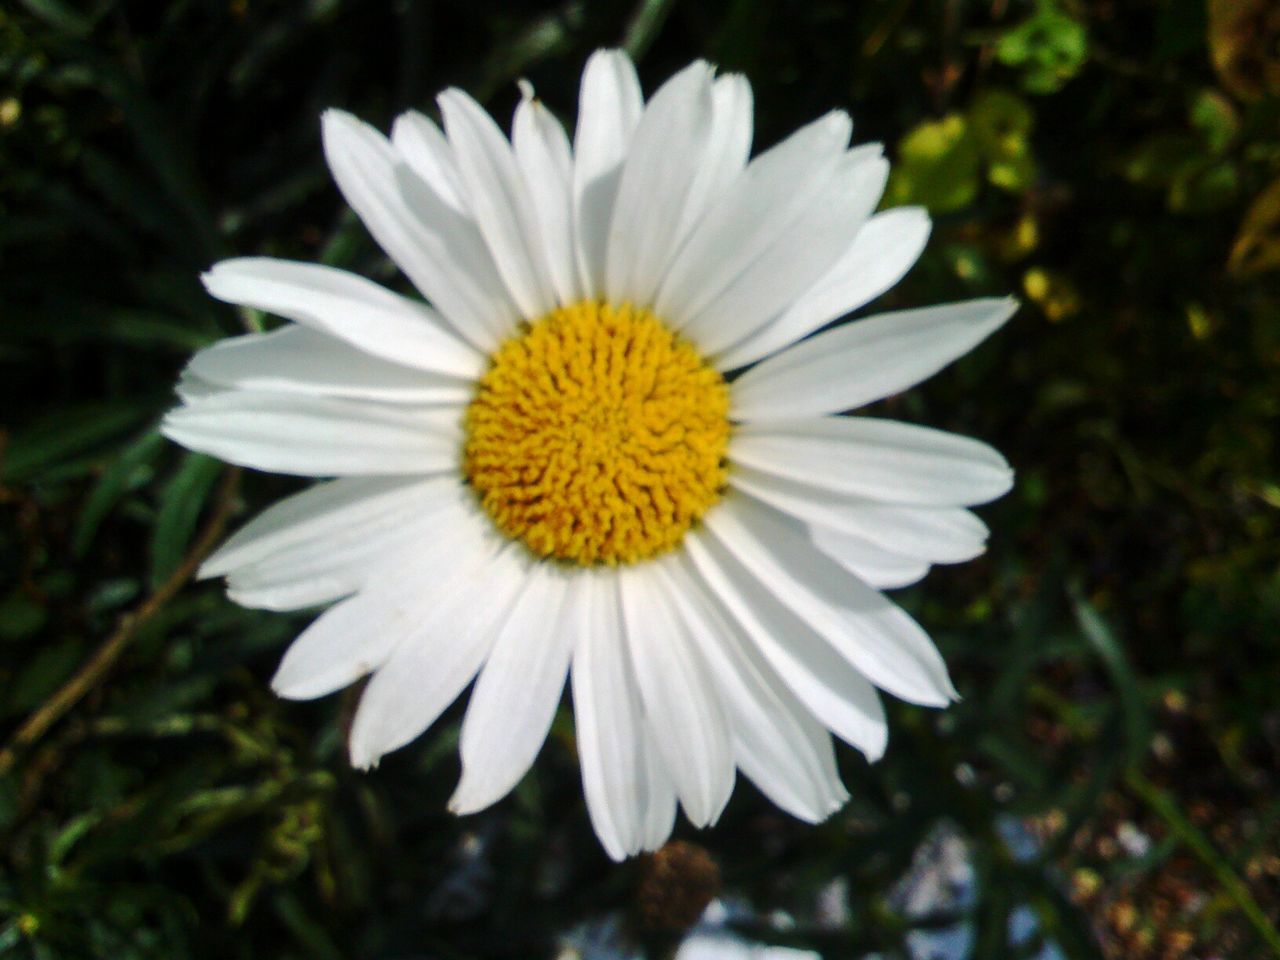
[657,556,849,822]
[676,73,754,243]
[731,298,1018,419]
[202,258,483,379]
[683,150,888,355]
[226,536,414,612]
[203,476,441,577]
[728,467,989,564]
[729,418,1014,506]
[716,206,932,370]
[684,526,888,759]
[321,110,520,349]
[391,110,467,212]
[348,543,527,768]
[809,527,931,590]
[638,722,678,851]
[573,49,644,299]
[272,588,419,701]
[605,61,714,306]
[654,111,852,326]
[186,326,471,405]
[224,511,444,611]
[572,573,648,860]
[450,565,579,814]
[618,565,734,828]
[175,372,221,404]
[577,577,682,855]
[513,83,581,305]
[161,391,461,477]
[439,88,558,319]
[272,495,496,698]
[704,496,957,707]
[223,481,474,611]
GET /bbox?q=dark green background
[1,0,1278,957]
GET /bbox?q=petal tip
[194,556,225,581]
[446,783,487,817]
[320,107,359,133]
[347,734,381,771]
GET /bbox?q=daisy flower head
[163,49,1016,861]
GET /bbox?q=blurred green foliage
[1,1,1279,958]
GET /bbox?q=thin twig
[0,466,242,775]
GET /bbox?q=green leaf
[996,1,1088,94]
[1189,89,1240,154]
[887,114,982,213]
[969,89,1034,157]
[0,591,47,641]
[1168,159,1239,213]
[1069,588,1149,769]
[149,454,223,589]
[16,0,103,36]
[74,430,165,557]
[969,89,1036,192]
[3,639,83,716]
[1,402,156,484]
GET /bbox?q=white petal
[809,527,931,590]
[391,110,467,212]
[676,73,754,244]
[439,88,557,320]
[347,543,527,768]
[202,258,483,379]
[161,391,461,477]
[269,577,412,699]
[657,556,849,822]
[730,297,1018,419]
[202,476,440,577]
[654,111,852,327]
[175,371,222,404]
[715,206,932,370]
[729,467,989,564]
[513,84,581,305]
[185,326,472,405]
[272,495,496,698]
[449,564,579,815]
[729,417,1014,506]
[572,49,644,299]
[637,727,679,851]
[321,110,519,349]
[605,61,715,306]
[704,495,957,707]
[223,480,474,611]
[226,536,414,612]
[618,564,735,828]
[681,150,889,356]
[571,572,648,860]
[684,525,888,759]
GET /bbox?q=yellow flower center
[463,301,731,566]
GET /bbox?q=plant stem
[0,466,242,776]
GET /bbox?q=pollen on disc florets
[463,300,731,566]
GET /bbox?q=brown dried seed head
[635,840,722,935]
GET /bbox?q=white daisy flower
[163,49,1016,861]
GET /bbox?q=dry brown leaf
[1228,176,1280,277]
[1208,0,1280,101]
